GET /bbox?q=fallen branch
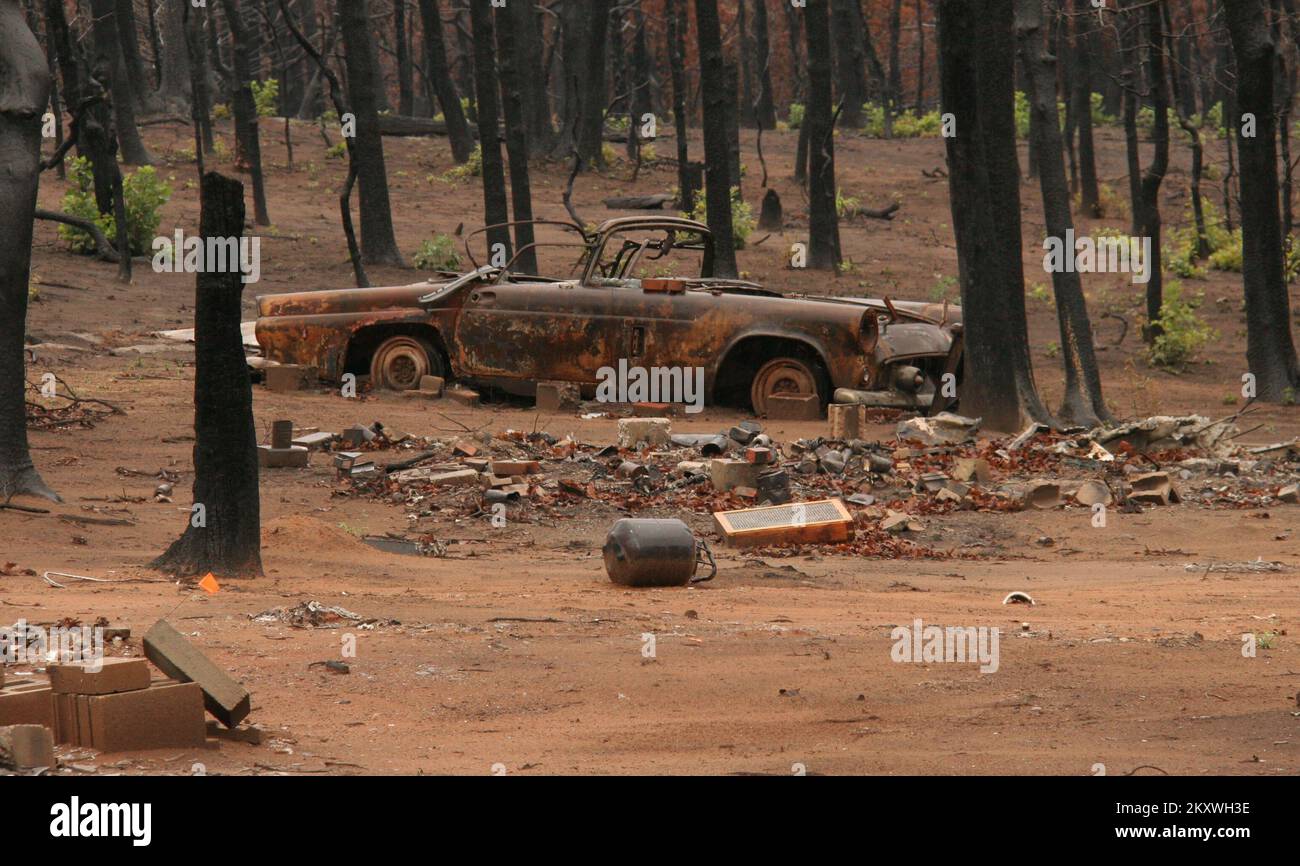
[33,209,119,262]
[844,201,901,220]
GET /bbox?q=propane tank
[602,518,716,587]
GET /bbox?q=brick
[536,381,580,412]
[709,458,760,492]
[264,364,316,392]
[0,682,55,729]
[766,393,822,421]
[257,444,310,468]
[744,446,774,464]
[53,693,77,745]
[632,402,676,417]
[446,387,480,407]
[451,440,478,457]
[828,403,866,439]
[0,724,56,769]
[491,460,540,476]
[86,682,206,752]
[49,658,151,696]
[617,417,672,448]
[419,375,445,396]
[143,621,250,729]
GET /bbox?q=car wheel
[750,357,820,415]
[370,335,441,391]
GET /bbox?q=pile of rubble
[257,404,1297,558]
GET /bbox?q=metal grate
[721,501,845,531]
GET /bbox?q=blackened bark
[340,0,404,264]
[939,0,1050,432]
[470,0,510,260]
[667,0,696,211]
[552,0,586,156]
[831,0,866,126]
[91,0,152,165]
[115,0,153,111]
[158,0,192,111]
[782,0,806,103]
[724,61,742,189]
[887,0,903,131]
[185,3,214,153]
[1072,0,1100,216]
[752,0,776,129]
[576,0,612,168]
[218,0,270,226]
[1016,0,1109,426]
[495,1,535,274]
[511,0,552,150]
[916,0,927,109]
[395,0,414,116]
[695,0,737,278]
[1225,0,1300,399]
[152,172,263,579]
[0,0,58,504]
[806,0,841,271]
[627,0,653,162]
[1131,0,1168,340]
[420,0,474,163]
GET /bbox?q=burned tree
[694,0,737,278]
[1225,0,1300,399]
[0,0,58,504]
[469,0,511,261]
[152,172,263,579]
[1071,0,1101,216]
[666,0,699,212]
[752,0,777,129]
[339,0,404,265]
[939,0,1051,431]
[831,0,867,127]
[1016,0,1109,426]
[495,0,536,275]
[217,0,270,226]
[576,0,613,168]
[806,0,841,270]
[89,0,152,166]
[419,0,474,164]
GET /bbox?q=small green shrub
[1090,92,1116,126]
[787,103,805,129]
[1147,282,1217,369]
[250,78,279,118]
[413,234,463,271]
[437,145,482,183]
[58,157,172,256]
[325,141,347,160]
[1208,229,1243,272]
[687,186,755,250]
[213,103,231,120]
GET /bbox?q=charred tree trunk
[576,0,612,168]
[419,0,474,163]
[0,0,58,504]
[115,0,154,111]
[806,0,841,270]
[1017,0,1109,426]
[1072,0,1101,217]
[916,0,927,110]
[737,0,756,128]
[495,1,535,274]
[752,0,777,129]
[339,0,404,264]
[1133,0,1169,342]
[887,0,903,133]
[831,0,866,127]
[470,0,510,260]
[91,0,152,165]
[218,0,270,225]
[1225,0,1300,399]
[695,0,737,278]
[152,172,263,579]
[724,61,742,189]
[667,0,697,211]
[158,0,192,111]
[782,0,807,105]
[395,0,414,116]
[186,2,214,153]
[511,0,553,150]
[939,0,1050,432]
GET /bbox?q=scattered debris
[1002,591,1035,605]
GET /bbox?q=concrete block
[828,403,866,439]
[48,658,150,696]
[618,417,672,448]
[293,431,335,450]
[0,683,54,729]
[419,375,445,396]
[0,724,55,769]
[87,682,206,752]
[767,393,822,421]
[143,620,250,729]
[446,387,480,407]
[709,458,761,492]
[257,444,310,468]
[536,381,580,412]
[491,460,541,476]
[264,364,316,392]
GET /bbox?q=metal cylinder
[602,518,700,587]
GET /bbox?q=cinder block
[0,683,55,729]
[491,460,541,476]
[536,381,580,412]
[53,693,78,745]
[86,681,206,752]
[257,444,310,468]
[618,417,672,448]
[264,364,316,392]
[446,387,480,407]
[828,403,866,439]
[709,458,761,492]
[143,621,250,729]
[418,375,444,396]
[49,658,151,696]
[766,393,822,421]
[0,724,56,769]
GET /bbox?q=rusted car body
[255,217,962,413]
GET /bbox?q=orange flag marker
[198,572,220,594]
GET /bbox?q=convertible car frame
[254,216,963,414]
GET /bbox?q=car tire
[369,335,442,391]
[750,356,821,415]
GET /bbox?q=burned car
[254,217,962,414]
